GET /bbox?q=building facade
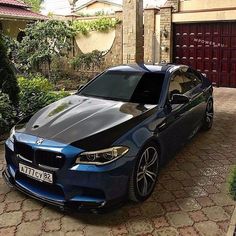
[0,0,46,40]
[145,0,236,87]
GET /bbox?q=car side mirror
[171,94,190,104]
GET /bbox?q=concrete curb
[227,205,236,236]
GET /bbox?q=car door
[181,69,206,138]
[157,69,193,158]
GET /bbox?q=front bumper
[2,168,108,212]
[4,134,135,212]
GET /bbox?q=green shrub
[0,92,17,135]
[229,167,236,200]
[18,76,70,117]
[71,50,105,71]
[0,34,19,105]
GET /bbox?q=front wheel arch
[128,140,161,202]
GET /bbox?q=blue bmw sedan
[3,64,213,211]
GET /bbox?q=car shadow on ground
[59,110,236,227]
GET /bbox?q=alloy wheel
[136,147,159,197]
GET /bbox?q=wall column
[144,8,159,64]
[160,6,172,63]
[113,10,123,65]
[123,0,144,64]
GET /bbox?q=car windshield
[79,71,165,104]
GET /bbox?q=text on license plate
[19,163,53,184]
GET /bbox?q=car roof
[107,63,188,73]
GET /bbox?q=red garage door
[174,22,236,87]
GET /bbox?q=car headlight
[9,126,15,143]
[75,146,129,165]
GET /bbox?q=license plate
[19,163,53,184]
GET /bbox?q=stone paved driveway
[0,88,236,236]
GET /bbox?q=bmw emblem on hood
[36,138,44,145]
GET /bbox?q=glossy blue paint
[2,64,213,211]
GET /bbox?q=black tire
[202,99,214,131]
[129,142,160,202]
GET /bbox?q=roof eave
[0,14,47,21]
[75,0,122,11]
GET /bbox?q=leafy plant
[18,20,76,75]
[23,0,43,12]
[72,17,121,35]
[0,93,17,135]
[0,34,19,105]
[71,50,105,71]
[18,76,70,117]
[229,166,236,200]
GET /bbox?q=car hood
[16,95,157,150]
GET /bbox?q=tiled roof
[0,5,47,19]
[0,0,28,7]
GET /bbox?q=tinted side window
[168,70,185,98]
[183,71,202,93]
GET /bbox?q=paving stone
[194,177,214,187]
[126,217,154,235]
[24,210,41,222]
[0,193,5,202]
[202,206,230,222]
[172,190,189,199]
[22,198,43,211]
[5,190,25,202]
[185,186,208,198]
[5,201,22,212]
[152,216,169,229]
[196,197,215,207]
[170,171,191,181]
[16,221,42,236]
[0,226,16,236]
[154,190,176,202]
[44,219,61,232]
[162,201,180,212]
[0,211,23,227]
[217,220,230,233]
[41,207,63,220]
[223,205,235,215]
[0,202,5,214]
[176,198,201,212]
[209,193,235,206]
[163,180,183,191]
[111,224,128,236]
[65,231,84,236]
[179,226,199,236]
[0,185,11,195]
[195,221,224,236]
[189,210,208,222]
[203,185,220,194]
[141,201,165,217]
[127,207,142,217]
[61,215,85,232]
[153,227,179,236]
[166,212,193,227]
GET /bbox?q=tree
[18,20,76,76]
[0,34,19,105]
[23,0,43,12]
